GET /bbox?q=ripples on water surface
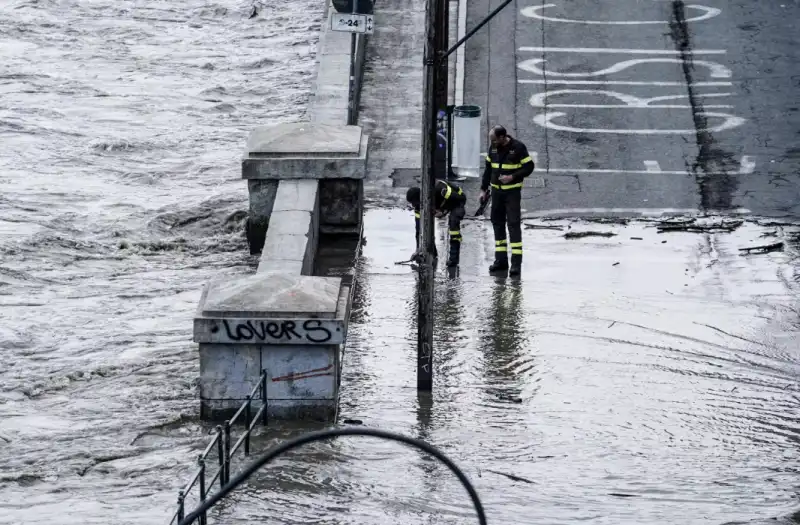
[1,1,800,525]
[0,0,322,522]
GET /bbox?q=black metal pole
[441,0,514,61]
[418,0,442,392]
[347,1,358,125]
[198,456,207,525]
[244,396,251,456]
[216,426,224,490]
[260,371,268,425]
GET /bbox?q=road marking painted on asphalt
[740,156,756,174]
[519,58,732,78]
[522,207,752,218]
[520,4,722,25]
[529,90,733,109]
[475,157,754,177]
[644,161,662,172]
[532,167,747,176]
[519,80,733,87]
[533,111,746,135]
[519,46,726,55]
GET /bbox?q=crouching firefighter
[480,125,535,276]
[406,179,467,267]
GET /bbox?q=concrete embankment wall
[193,0,370,422]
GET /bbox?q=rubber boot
[509,254,522,276]
[446,242,460,267]
[489,253,509,272]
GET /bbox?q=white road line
[644,161,662,172]
[534,168,741,175]
[519,46,726,55]
[531,151,539,165]
[740,155,756,174]
[523,207,752,217]
[455,0,467,106]
[473,160,751,177]
[518,79,734,87]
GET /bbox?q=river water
[1,1,800,525]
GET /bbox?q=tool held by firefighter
[479,125,535,276]
[474,188,491,217]
[406,179,467,268]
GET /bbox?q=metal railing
[176,427,488,525]
[168,370,268,525]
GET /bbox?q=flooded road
[1,1,799,524]
[207,210,800,524]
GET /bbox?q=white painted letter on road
[518,58,732,79]
[529,89,733,109]
[520,4,721,25]
[533,111,746,134]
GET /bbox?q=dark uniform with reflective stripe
[480,136,535,273]
[413,179,467,266]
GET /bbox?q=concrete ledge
[257,180,319,275]
[242,123,369,181]
[310,1,369,125]
[195,271,349,422]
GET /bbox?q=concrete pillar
[194,271,351,422]
[241,122,368,253]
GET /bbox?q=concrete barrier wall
[195,0,370,422]
[310,1,369,125]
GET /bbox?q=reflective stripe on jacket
[481,137,535,191]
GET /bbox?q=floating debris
[524,223,564,231]
[485,469,536,484]
[564,231,617,239]
[657,219,743,233]
[739,242,784,255]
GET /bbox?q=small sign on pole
[331,13,374,34]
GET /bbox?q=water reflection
[478,278,530,401]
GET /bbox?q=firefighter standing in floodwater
[479,125,535,276]
[407,179,467,267]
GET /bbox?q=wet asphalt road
[463,0,800,218]
[210,209,800,525]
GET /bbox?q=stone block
[241,123,369,181]
[196,273,351,423]
[246,179,279,254]
[198,272,342,319]
[257,258,304,275]
[198,343,262,414]
[272,179,319,212]
[319,179,363,227]
[246,122,362,156]
[261,233,308,265]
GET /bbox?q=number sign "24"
[331,13,374,34]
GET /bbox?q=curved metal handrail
[178,427,488,525]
